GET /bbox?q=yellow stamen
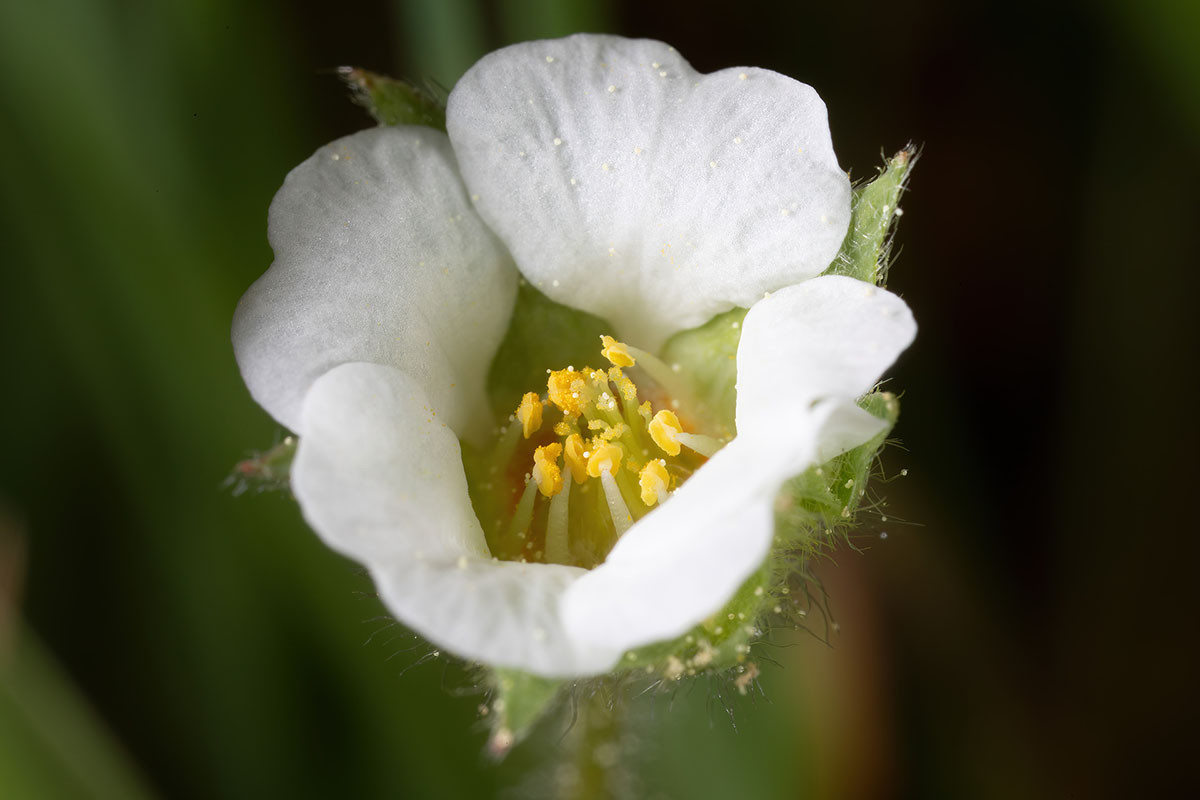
[532,443,564,497]
[649,409,683,456]
[600,335,636,368]
[586,441,624,478]
[639,459,671,506]
[547,368,587,417]
[516,392,543,439]
[563,433,589,484]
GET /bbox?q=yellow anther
[639,459,670,506]
[600,335,636,368]
[516,392,543,439]
[649,409,683,456]
[531,443,564,497]
[587,419,608,432]
[547,369,587,417]
[563,433,589,484]
[586,441,624,478]
[553,419,575,437]
[638,401,653,421]
[600,422,628,442]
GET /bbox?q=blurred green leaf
[0,626,156,799]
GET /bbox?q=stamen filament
[599,471,633,537]
[545,486,571,565]
[623,344,694,406]
[507,477,539,540]
[489,418,525,475]
[676,432,723,457]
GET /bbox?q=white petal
[232,126,517,438]
[735,275,916,457]
[370,559,618,678]
[561,440,780,653]
[292,362,618,677]
[447,34,850,349]
[292,362,484,564]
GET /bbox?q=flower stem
[561,684,627,800]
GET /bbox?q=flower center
[466,336,728,569]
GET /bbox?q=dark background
[2,0,1196,797]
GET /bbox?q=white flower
[233,35,916,678]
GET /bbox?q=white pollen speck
[602,163,611,172]
[709,160,717,168]
[820,214,829,223]
[652,61,660,68]
[569,177,577,185]
[733,136,742,144]
[607,84,616,93]
[519,151,526,157]
[670,399,680,409]
[731,321,740,329]
[671,363,681,372]
[470,193,479,201]
[659,71,667,77]
[552,279,560,287]
[900,468,909,476]
[780,208,790,216]
[582,451,591,458]
[330,153,340,161]
[763,291,772,299]
[634,146,643,155]
[608,247,616,255]
[864,286,877,297]
[738,72,748,80]
[553,137,562,145]
[456,556,468,569]
[895,207,905,216]
[545,56,555,63]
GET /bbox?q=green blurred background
[2,0,1197,797]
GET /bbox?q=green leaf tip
[827,144,919,285]
[338,67,446,131]
[485,667,563,758]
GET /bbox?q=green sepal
[613,391,900,680]
[618,558,771,679]
[486,281,613,422]
[338,67,446,131]
[777,390,900,545]
[485,667,564,758]
[825,145,917,285]
[657,307,747,438]
[227,436,296,495]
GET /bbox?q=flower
[233,34,915,678]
